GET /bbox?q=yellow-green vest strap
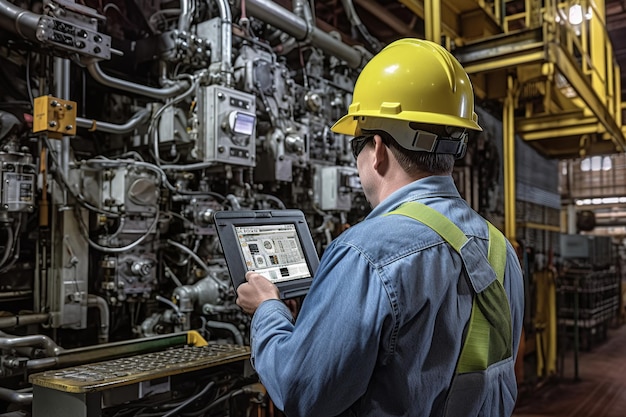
[457,222,512,373]
[386,202,468,251]
[487,222,506,284]
[385,202,512,374]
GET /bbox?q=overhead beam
[454,28,546,73]
[355,0,421,37]
[516,114,601,141]
[549,43,626,153]
[397,0,459,38]
[455,26,626,157]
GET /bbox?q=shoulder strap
[487,222,506,284]
[385,201,512,373]
[387,201,505,284]
[387,201,468,252]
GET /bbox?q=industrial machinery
[0,0,375,414]
[0,0,590,414]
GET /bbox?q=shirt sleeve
[504,241,525,357]
[250,240,393,417]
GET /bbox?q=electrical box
[196,85,256,167]
[80,164,160,215]
[0,153,36,213]
[314,166,360,211]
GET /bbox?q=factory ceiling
[306,0,626,161]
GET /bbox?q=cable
[159,394,213,417]
[181,388,244,416]
[0,216,21,274]
[160,380,215,417]
[155,295,182,316]
[148,73,200,165]
[166,240,225,288]
[256,193,286,209]
[0,223,15,268]
[26,52,35,106]
[74,207,160,254]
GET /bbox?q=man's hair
[375,130,455,176]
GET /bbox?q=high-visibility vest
[386,202,512,373]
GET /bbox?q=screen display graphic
[235,224,311,283]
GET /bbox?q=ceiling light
[568,4,592,25]
[569,5,584,25]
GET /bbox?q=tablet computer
[213,209,319,299]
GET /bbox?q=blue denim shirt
[250,175,524,417]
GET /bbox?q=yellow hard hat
[331,38,482,149]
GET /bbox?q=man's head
[332,38,482,204]
[332,38,482,159]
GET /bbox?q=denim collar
[367,175,462,220]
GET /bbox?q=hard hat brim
[331,111,483,137]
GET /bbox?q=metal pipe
[0,387,32,406]
[25,356,59,371]
[0,290,31,299]
[53,58,71,99]
[503,75,516,241]
[76,108,151,134]
[205,320,244,345]
[0,313,49,329]
[0,0,190,102]
[54,58,71,202]
[87,62,188,99]
[573,275,580,380]
[246,0,366,68]
[87,294,109,343]
[215,0,233,86]
[424,0,441,44]
[54,331,190,367]
[0,334,64,357]
[247,0,308,38]
[293,0,315,26]
[178,0,195,34]
[25,331,192,371]
[0,411,30,417]
[0,0,41,41]
[340,0,381,52]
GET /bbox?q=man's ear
[372,134,389,172]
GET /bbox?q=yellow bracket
[187,330,209,346]
[33,95,77,138]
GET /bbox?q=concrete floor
[513,324,626,417]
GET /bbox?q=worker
[236,38,525,417]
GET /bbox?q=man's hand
[236,271,280,315]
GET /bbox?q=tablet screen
[236,223,312,283]
[214,209,318,299]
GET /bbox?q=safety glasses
[350,135,375,159]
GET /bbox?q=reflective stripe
[385,202,512,373]
[487,222,506,284]
[386,202,468,251]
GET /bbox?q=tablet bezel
[213,209,319,299]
